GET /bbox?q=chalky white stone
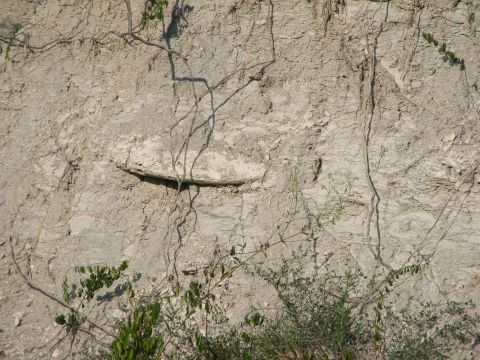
[111,136,266,185]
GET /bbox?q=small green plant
[54,311,81,336]
[422,32,464,68]
[250,249,369,359]
[54,239,479,359]
[141,0,169,27]
[111,302,164,360]
[384,300,480,359]
[5,23,21,59]
[54,261,131,342]
[71,260,130,300]
[246,248,479,359]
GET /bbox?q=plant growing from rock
[54,261,131,340]
[4,23,21,60]
[141,0,169,27]
[422,32,464,68]
[54,239,480,359]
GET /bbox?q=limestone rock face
[1,0,480,358]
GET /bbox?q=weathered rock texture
[1,0,480,358]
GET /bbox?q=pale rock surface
[0,0,480,358]
[110,135,266,185]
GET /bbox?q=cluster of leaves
[54,261,131,337]
[54,311,81,336]
[384,300,480,359]
[238,253,479,360]
[111,302,164,360]
[422,33,464,68]
[247,251,369,359]
[141,0,169,27]
[371,264,422,343]
[71,260,130,300]
[75,245,250,359]
[56,243,479,359]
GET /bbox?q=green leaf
[241,331,253,343]
[220,264,225,277]
[377,296,384,310]
[151,302,161,321]
[173,281,181,296]
[54,314,66,325]
[205,302,212,314]
[246,312,264,326]
[119,260,128,271]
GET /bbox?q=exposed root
[362,1,393,273]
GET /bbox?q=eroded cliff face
[1,0,479,357]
